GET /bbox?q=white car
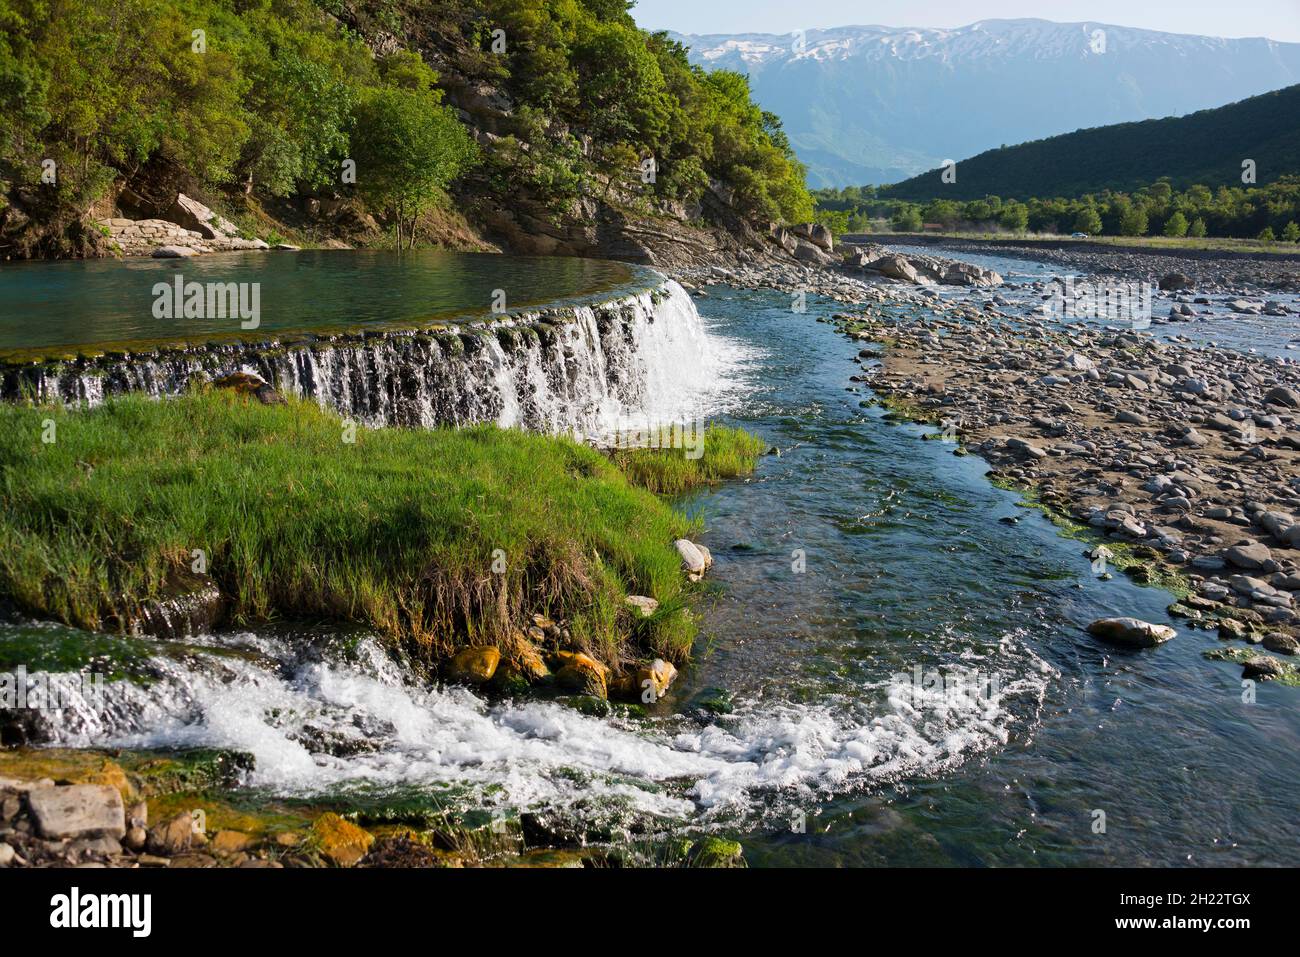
[1070,232,1089,239]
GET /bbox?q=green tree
[891,205,922,232]
[1282,221,1300,243]
[1188,217,1208,237]
[1163,211,1189,238]
[1258,226,1276,242]
[999,202,1028,232]
[351,86,478,247]
[1073,207,1103,234]
[1118,205,1149,236]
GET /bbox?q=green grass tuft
[608,425,768,496]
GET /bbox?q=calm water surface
[0,250,640,353]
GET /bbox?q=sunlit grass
[0,393,761,667]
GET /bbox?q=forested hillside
[0,0,812,260]
[881,84,1300,202]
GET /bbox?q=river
[3,248,1297,866]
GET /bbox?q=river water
[3,250,1298,866]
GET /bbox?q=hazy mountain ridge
[671,18,1300,187]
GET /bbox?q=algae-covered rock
[688,686,734,716]
[612,658,677,703]
[310,812,374,867]
[0,751,135,801]
[447,646,500,684]
[557,695,612,718]
[498,633,549,684]
[686,836,745,868]
[552,651,609,699]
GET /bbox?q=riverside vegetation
[0,0,813,260]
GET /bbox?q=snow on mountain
[670,19,1300,187]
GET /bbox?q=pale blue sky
[632,0,1300,43]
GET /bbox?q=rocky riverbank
[849,234,1300,293]
[672,243,1300,687]
[0,748,744,869]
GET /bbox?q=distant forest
[814,177,1300,242]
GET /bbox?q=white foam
[21,631,1052,829]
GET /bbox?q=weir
[1,277,718,436]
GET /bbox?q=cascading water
[2,279,724,437]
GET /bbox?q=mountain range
[671,18,1300,188]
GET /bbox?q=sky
[631,0,1300,43]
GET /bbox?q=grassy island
[0,392,763,674]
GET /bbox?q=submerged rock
[1087,617,1176,648]
[686,836,746,868]
[1242,656,1287,680]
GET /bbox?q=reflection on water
[0,249,642,352]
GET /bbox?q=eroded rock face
[166,193,240,239]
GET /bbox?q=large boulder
[942,260,1003,287]
[446,646,500,684]
[869,254,923,284]
[1265,386,1300,409]
[1223,541,1272,570]
[165,193,238,240]
[1087,617,1176,648]
[674,538,713,580]
[808,223,834,252]
[793,239,835,265]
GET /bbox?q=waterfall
[1,279,719,435]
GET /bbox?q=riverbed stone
[1262,632,1299,655]
[1086,617,1177,648]
[147,811,198,855]
[1242,656,1286,679]
[1224,541,1272,569]
[310,812,373,867]
[447,646,500,684]
[26,785,125,840]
